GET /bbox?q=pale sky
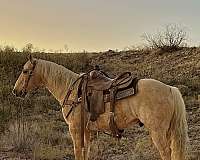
[0,0,200,52]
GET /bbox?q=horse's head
[13,55,43,98]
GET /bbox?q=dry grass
[0,47,199,159]
[0,116,73,159]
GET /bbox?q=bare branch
[143,24,188,51]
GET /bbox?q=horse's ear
[28,54,36,65]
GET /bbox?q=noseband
[22,61,37,93]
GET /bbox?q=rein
[61,68,97,118]
[61,73,87,118]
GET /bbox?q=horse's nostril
[19,90,23,96]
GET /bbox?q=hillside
[0,47,199,159]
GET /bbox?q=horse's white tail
[169,87,188,160]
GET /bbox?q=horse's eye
[22,70,28,74]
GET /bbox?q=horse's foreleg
[151,131,171,160]
[84,128,91,160]
[69,126,83,160]
[69,126,91,160]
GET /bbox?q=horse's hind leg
[151,131,171,160]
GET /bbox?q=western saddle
[63,66,138,139]
[87,68,136,122]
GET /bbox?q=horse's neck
[39,60,79,104]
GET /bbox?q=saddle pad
[103,87,135,102]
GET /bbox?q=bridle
[21,61,37,93]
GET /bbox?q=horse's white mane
[38,59,78,80]
[36,59,79,102]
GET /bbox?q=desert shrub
[1,118,72,155]
[2,45,17,53]
[22,43,34,53]
[143,24,188,52]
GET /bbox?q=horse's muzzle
[12,89,27,98]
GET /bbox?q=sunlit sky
[0,0,200,52]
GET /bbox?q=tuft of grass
[33,144,72,160]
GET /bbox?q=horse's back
[138,78,172,93]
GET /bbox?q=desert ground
[0,47,199,159]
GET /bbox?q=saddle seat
[87,70,133,91]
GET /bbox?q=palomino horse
[13,56,188,160]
